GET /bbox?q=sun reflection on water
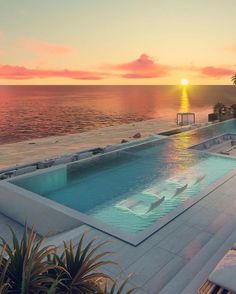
[180,86,190,113]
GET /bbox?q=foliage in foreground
[0,226,135,293]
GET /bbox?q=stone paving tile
[86,228,125,248]
[143,255,185,294]
[207,212,233,234]
[185,208,221,232]
[145,218,184,246]
[0,213,25,243]
[178,231,212,261]
[114,239,155,270]
[172,203,202,224]
[126,246,176,287]
[157,224,202,254]
[123,282,147,294]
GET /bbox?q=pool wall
[0,166,82,236]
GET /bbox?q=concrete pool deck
[1,169,236,293]
[0,118,183,169]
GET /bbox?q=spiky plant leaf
[0,244,10,293]
[50,233,116,293]
[102,278,136,294]
[0,226,62,294]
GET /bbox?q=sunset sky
[1,0,236,85]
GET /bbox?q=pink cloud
[23,39,74,55]
[200,66,235,78]
[0,65,103,80]
[108,54,169,78]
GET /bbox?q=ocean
[0,85,235,144]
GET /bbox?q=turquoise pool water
[12,119,236,235]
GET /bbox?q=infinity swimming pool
[9,119,236,244]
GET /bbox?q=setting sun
[181,79,189,86]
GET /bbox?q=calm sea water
[0,85,235,144]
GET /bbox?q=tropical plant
[231,73,236,85]
[48,234,115,293]
[102,278,136,294]
[0,244,10,293]
[213,102,226,120]
[0,227,135,294]
[0,226,59,294]
[213,102,225,114]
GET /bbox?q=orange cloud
[0,65,103,80]
[200,66,235,78]
[108,54,169,78]
[23,39,74,55]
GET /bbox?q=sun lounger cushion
[209,249,236,292]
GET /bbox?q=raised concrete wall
[0,181,81,236]
[13,167,67,196]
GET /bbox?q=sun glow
[181,78,189,86]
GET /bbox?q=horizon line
[0,84,234,86]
